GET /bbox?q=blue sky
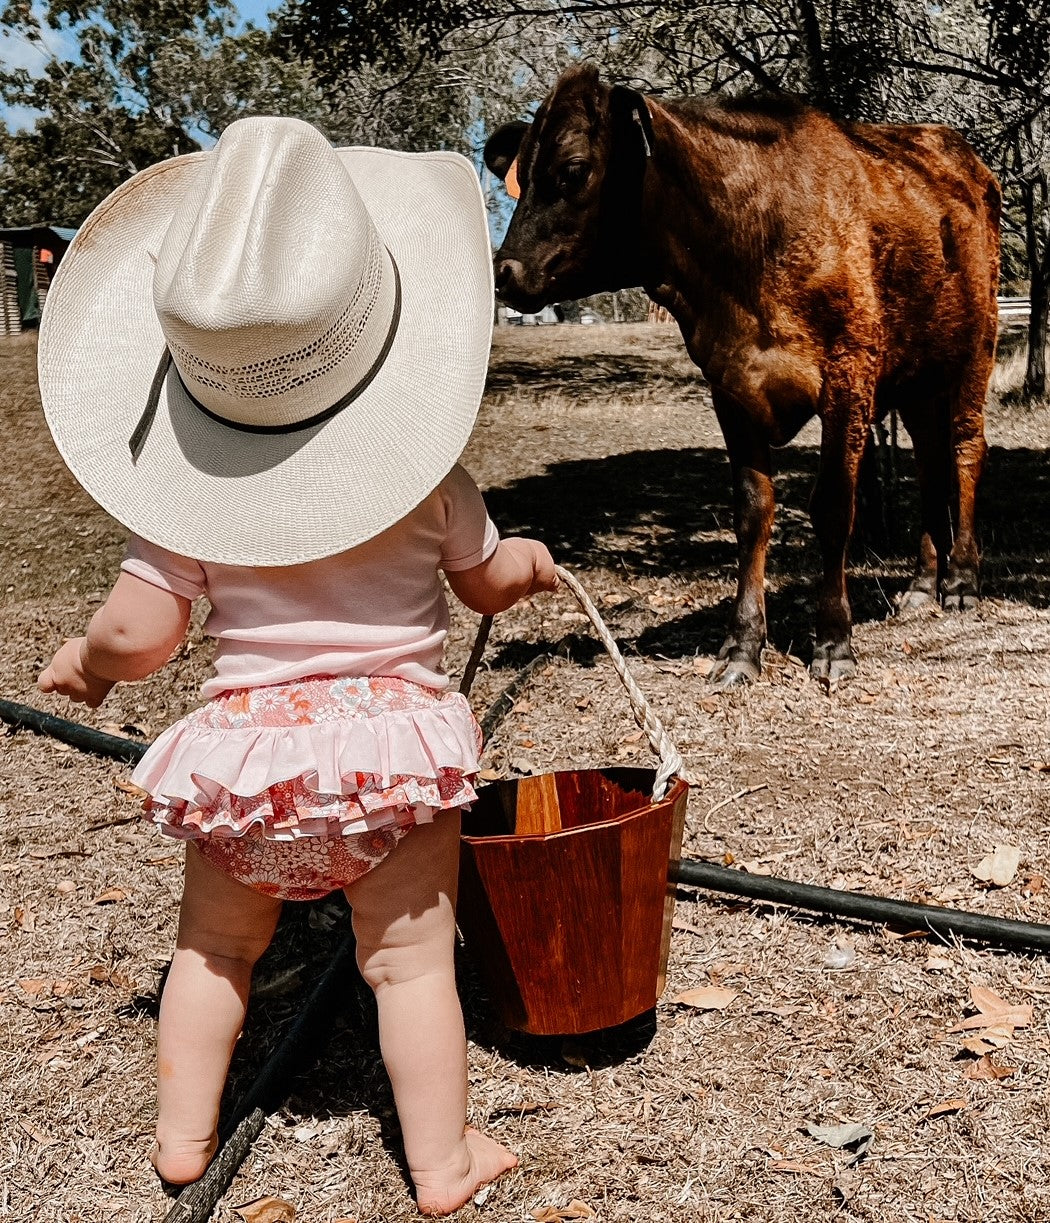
[237,0,276,28]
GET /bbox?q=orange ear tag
[505,158,521,200]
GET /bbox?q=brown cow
[485,63,1000,686]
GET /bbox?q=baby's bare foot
[150,1133,217,1185]
[414,1128,518,1216]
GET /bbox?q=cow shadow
[485,349,699,399]
[482,442,1050,664]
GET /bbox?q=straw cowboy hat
[37,116,494,566]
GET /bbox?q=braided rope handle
[554,565,684,801]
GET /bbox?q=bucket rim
[461,768,689,844]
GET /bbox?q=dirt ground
[3,323,1050,1223]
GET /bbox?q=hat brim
[38,147,494,566]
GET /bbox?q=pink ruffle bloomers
[132,675,483,901]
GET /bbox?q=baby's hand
[523,539,558,597]
[38,638,114,708]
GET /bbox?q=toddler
[37,114,555,1215]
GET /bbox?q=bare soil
[2,324,1050,1223]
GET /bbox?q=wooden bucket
[458,767,688,1035]
[456,566,690,1036]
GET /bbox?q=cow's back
[843,120,1001,373]
[671,95,1000,378]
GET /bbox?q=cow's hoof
[810,643,856,684]
[896,586,937,616]
[708,656,761,689]
[941,588,979,613]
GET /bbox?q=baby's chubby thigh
[345,811,463,986]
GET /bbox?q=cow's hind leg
[897,391,952,614]
[942,362,989,611]
[709,393,774,688]
[809,360,876,682]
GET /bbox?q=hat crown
[153,116,397,428]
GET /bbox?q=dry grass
[3,325,1050,1223]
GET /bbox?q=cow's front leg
[709,395,774,688]
[809,366,875,682]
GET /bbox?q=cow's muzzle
[493,255,551,312]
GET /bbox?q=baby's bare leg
[152,843,282,1184]
[346,812,517,1216]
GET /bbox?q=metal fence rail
[998,295,1031,327]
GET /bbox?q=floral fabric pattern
[195,821,415,901]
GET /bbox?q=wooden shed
[0,225,76,335]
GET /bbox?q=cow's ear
[484,121,530,180]
[610,85,653,158]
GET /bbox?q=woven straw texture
[37,120,494,566]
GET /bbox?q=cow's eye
[557,159,590,196]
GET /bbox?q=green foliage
[0,0,321,225]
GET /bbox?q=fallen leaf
[949,985,1033,1034]
[972,845,1021,887]
[55,880,77,895]
[919,1098,966,1122]
[531,1202,596,1221]
[86,965,135,990]
[233,1196,296,1223]
[959,1035,996,1056]
[18,978,49,995]
[1023,874,1045,896]
[19,1119,55,1145]
[805,1120,874,1157]
[91,888,127,905]
[963,1054,1016,1082]
[672,986,738,1010]
[736,859,774,876]
[14,906,35,932]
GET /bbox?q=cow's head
[485,63,653,312]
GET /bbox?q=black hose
[671,857,1050,954]
[0,698,148,764]
[5,697,1050,955]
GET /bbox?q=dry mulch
[2,325,1050,1222]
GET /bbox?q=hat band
[129,253,402,461]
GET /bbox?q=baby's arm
[38,572,191,708]
[446,536,558,616]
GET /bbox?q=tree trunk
[1024,270,1049,401]
[1021,169,1050,402]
